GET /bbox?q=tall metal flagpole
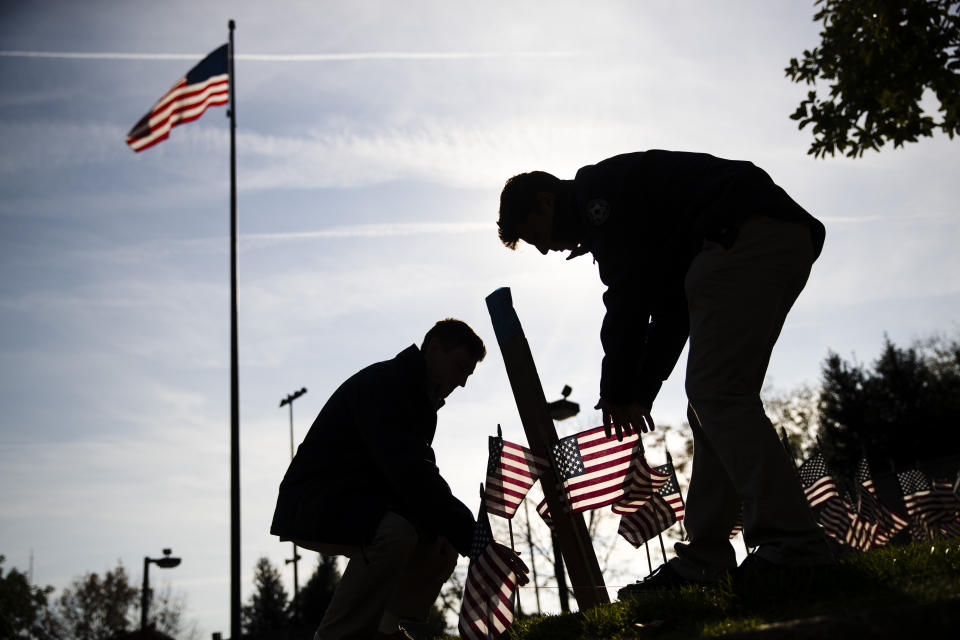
[227,18,241,640]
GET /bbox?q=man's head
[498,171,578,255]
[421,318,486,402]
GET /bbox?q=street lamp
[279,387,307,616]
[141,548,181,631]
[547,385,580,422]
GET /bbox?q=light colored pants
[671,215,832,579]
[297,511,457,640]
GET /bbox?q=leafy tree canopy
[786,0,960,157]
[0,555,55,639]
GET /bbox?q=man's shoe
[617,563,710,599]
[734,551,833,590]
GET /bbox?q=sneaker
[617,562,709,599]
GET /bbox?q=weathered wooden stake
[486,287,609,608]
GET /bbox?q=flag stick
[507,518,519,614]
[643,540,653,575]
[522,499,542,614]
[227,18,241,640]
[656,531,668,565]
[666,448,688,540]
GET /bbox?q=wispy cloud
[0,50,577,61]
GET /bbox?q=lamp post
[279,387,307,616]
[141,548,181,631]
[547,385,579,613]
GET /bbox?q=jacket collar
[395,344,445,410]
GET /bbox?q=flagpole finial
[497,424,503,439]
[229,19,235,30]
[479,483,485,499]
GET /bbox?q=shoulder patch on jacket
[585,198,611,226]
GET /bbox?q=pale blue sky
[2,1,958,636]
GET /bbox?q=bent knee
[369,512,420,557]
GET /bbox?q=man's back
[271,345,474,553]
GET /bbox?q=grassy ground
[483,537,960,640]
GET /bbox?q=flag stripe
[126,44,229,152]
[484,436,546,520]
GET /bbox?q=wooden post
[485,287,609,608]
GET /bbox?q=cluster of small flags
[799,449,958,550]
[465,426,686,639]
[470,425,960,639]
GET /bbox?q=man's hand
[595,399,655,441]
[492,542,530,586]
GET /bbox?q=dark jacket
[270,345,476,555]
[560,150,826,407]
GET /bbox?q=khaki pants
[670,215,831,579]
[296,511,457,640]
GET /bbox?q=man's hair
[422,318,486,361]
[497,171,561,249]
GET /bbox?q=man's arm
[349,382,476,555]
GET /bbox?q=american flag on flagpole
[484,434,548,520]
[126,44,229,152]
[549,425,641,513]
[459,490,520,640]
[616,463,683,547]
[798,450,840,508]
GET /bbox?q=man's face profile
[425,343,477,400]
[515,192,576,255]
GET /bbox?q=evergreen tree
[241,557,291,636]
[818,334,960,482]
[291,554,340,628]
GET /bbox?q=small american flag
[729,509,743,539]
[798,450,840,508]
[853,457,908,547]
[618,495,676,547]
[816,492,856,545]
[126,44,229,152]
[610,458,671,515]
[535,496,553,530]
[459,491,520,640]
[484,435,548,519]
[550,425,640,513]
[616,464,683,547]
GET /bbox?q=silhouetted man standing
[271,319,526,639]
[497,151,832,593]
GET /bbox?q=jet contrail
[243,222,494,243]
[0,50,577,62]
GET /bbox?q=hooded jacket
[270,345,476,555]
